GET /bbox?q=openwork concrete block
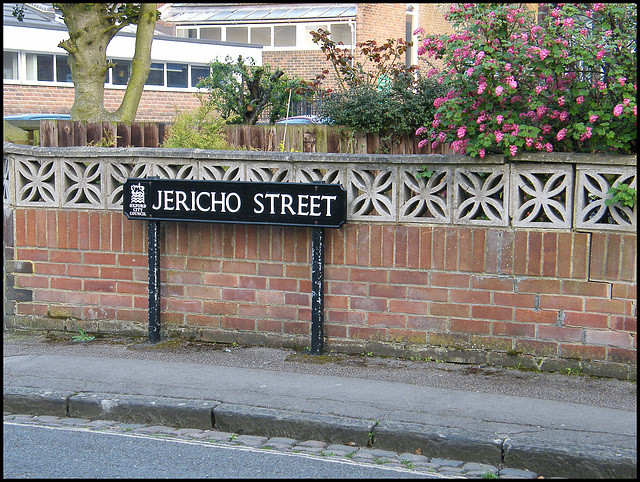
[510,163,573,229]
[347,165,397,222]
[575,166,636,232]
[453,165,510,226]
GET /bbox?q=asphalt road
[3,421,434,479]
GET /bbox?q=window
[26,53,54,81]
[330,23,351,45]
[177,28,197,38]
[146,62,164,86]
[227,26,248,43]
[55,55,72,83]
[251,27,271,46]
[306,25,327,46]
[112,59,131,85]
[200,27,221,40]
[4,51,18,80]
[167,63,188,87]
[191,65,210,88]
[274,26,296,47]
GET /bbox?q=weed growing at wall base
[72,328,95,342]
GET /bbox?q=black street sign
[123,178,347,228]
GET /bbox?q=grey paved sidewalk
[3,332,637,478]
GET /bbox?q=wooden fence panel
[57,120,73,147]
[130,123,144,147]
[117,123,131,147]
[40,120,57,147]
[85,122,103,145]
[73,121,86,146]
[35,120,451,153]
[144,122,158,147]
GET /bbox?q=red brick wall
[7,208,636,378]
[3,84,202,122]
[263,51,334,88]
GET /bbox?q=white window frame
[4,49,211,92]
[175,21,355,51]
[4,50,19,80]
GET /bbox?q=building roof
[159,3,357,24]
[3,3,170,35]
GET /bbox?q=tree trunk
[57,3,156,123]
[113,4,156,123]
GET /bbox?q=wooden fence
[33,120,451,154]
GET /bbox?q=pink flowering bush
[414,3,637,157]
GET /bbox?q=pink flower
[415,126,428,136]
[477,82,487,94]
[418,139,429,149]
[559,111,569,121]
[495,131,504,143]
[618,77,627,86]
[476,51,485,61]
[496,115,504,125]
[457,126,467,139]
[535,85,545,94]
[579,127,593,141]
[596,50,605,60]
[535,142,543,151]
[539,49,550,60]
[613,104,625,117]
[495,86,504,96]
[557,128,567,141]
[563,17,574,28]
[544,143,553,153]
[576,96,584,104]
[623,98,631,106]
[589,115,599,123]
[509,145,518,156]
[465,67,475,77]
[525,137,534,147]
[479,148,486,158]
[558,96,565,106]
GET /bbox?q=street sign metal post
[123,178,347,353]
[148,219,161,343]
